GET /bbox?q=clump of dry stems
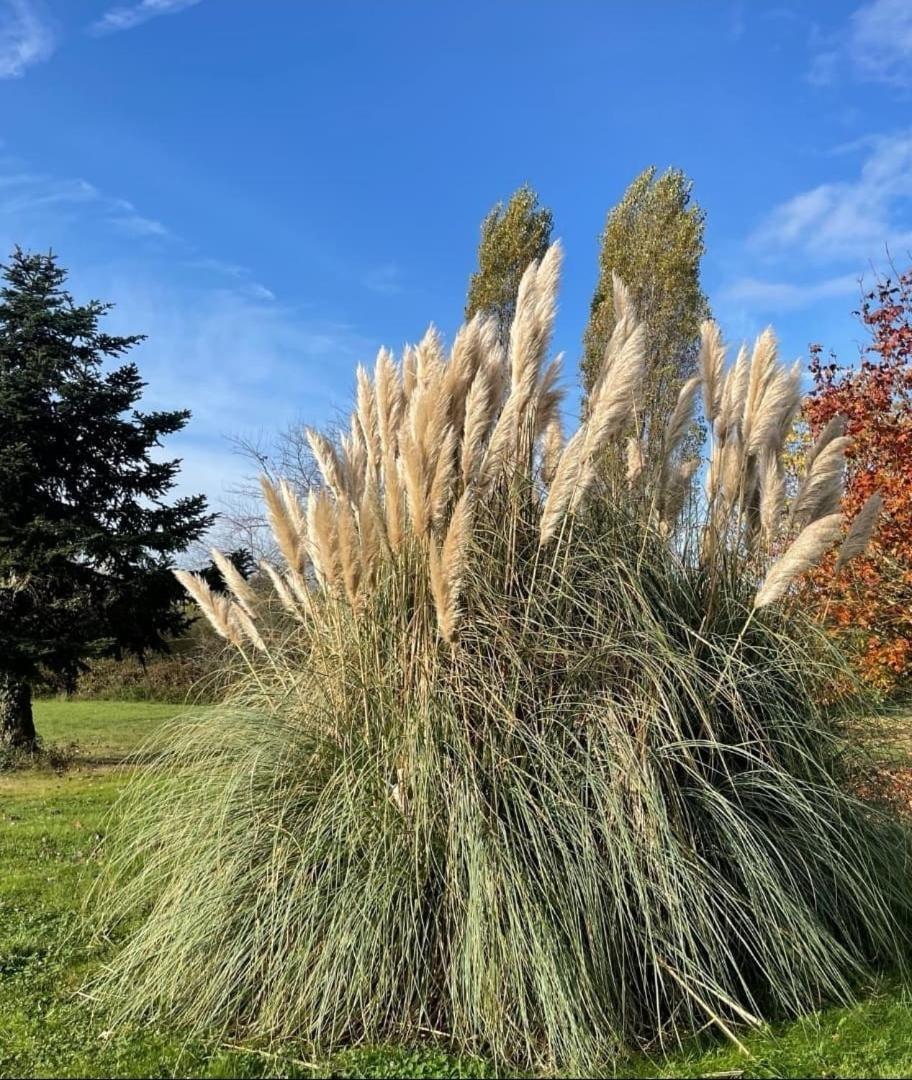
[95,245,912,1073]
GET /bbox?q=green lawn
[32,698,199,763]
[1,700,911,1079]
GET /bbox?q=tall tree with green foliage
[0,249,212,749]
[581,167,708,451]
[465,184,553,343]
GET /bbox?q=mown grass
[1,700,911,1078]
[30,699,201,763]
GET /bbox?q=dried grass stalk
[210,548,257,618]
[754,512,843,608]
[835,491,883,573]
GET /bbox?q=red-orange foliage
[805,269,912,693]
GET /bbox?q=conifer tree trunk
[0,672,35,751]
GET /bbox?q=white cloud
[185,256,247,279]
[719,273,861,311]
[91,0,203,35]
[363,262,403,295]
[247,282,275,301]
[0,148,375,512]
[98,277,374,504]
[0,166,174,242]
[809,0,912,88]
[110,213,169,237]
[0,0,55,78]
[851,0,912,86]
[751,129,912,260]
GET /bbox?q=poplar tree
[581,167,708,451]
[465,184,553,344]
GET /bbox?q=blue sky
[2,0,911,514]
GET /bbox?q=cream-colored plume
[834,491,883,574]
[174,570,264,652]
[754,513,843,609]
[699,320,725,426]
[175,243,850,648]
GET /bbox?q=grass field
[1,700,911,1078]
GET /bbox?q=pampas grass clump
[93,246,912,1071]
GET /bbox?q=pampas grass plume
[835,491,883,573]
[754,512,843,608]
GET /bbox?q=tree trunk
[0,673,36,751]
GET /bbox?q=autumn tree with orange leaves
[804,268,912,694]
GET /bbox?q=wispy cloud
[751,129,912,261]
[183,257,276,303]
[0,0,55,78]
[0,165,174,242]
[721,127,912,314]
[90,0,203,36]
[363,262,403,295]
[851,0,912,87]
[719,273,861,312]
[809,0,912,88]
[107,197,170,238]
[0,148,373,510]
[99,277,373,502]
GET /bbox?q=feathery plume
[210,548,257,618]
[790,436,851,524]
[541,419,564,486]
[415,326,445,389]
[306,429,348,502]
[534,354,564,436]
[429,489,473,643]
[374,347,403,461]
[479,247,562,487]
[227,603,266,652]
[174,570,240,646]
[582,322,646,464]
[754,512,843,609]
[741,328,778,452]
[175,569,263,651]
[260,476,304,573]
[539,427,586,545]
[717,344,749,443]
[612,271,633,325]
[356,365,381,474]
[399,430,430,539]
[485,343,509,410]
[402,344,418,402]
[834,491,883,574]
[508,244,561,408]
[429,427,458,531]
[805,414,847,473]
[342,418,368,506]
[477,388,522,488]
[259,560,303,618]
[357,486,383,588]
[717,439,745,511]
[745,360,802,457]
[445,316,490,431]
[461,363,496,485]
[664,375,701,462]
[336,499,361,604]
[699,320,725,425]
[306,489,339,590]
[383,447,405,552]
[588,273,637,404]
[626,435,644,487]
[759,451,785,543]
